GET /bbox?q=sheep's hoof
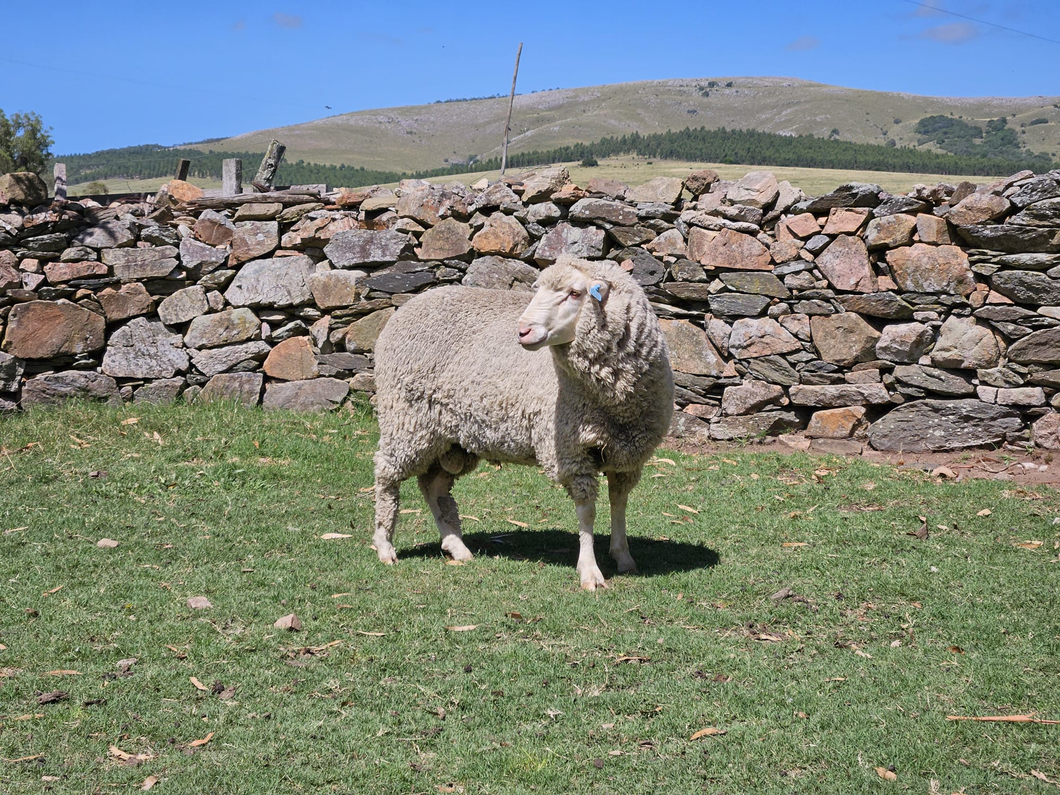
[579,566,609,591]
[614,553,638,574]
[375,545,398,565]
[441,537,474,561]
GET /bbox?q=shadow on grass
[401,528,720,577]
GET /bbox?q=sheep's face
[517,267,610,351]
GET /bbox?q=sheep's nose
[518,324,533,340]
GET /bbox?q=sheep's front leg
[418,466,473,562]
[373,453,402,564]
[568,476,606,591]
[608,470,641,575]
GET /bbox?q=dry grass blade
[946,714,1060,724]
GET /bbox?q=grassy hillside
[188,77,1060,173]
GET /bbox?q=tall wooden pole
[500,42,523,177]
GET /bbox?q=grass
[67,155,997,201]
[2,402,1059,794]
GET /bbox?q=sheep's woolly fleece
[371,256,674,588]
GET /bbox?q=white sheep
[371,256,674,589]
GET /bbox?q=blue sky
[2,0,1058,155]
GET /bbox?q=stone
[721,380,784,415]
[194,209,236,246]
[157,286,209,326]
[324,229,411,267]
[534,223,607,263]
[0,172,48,206]
[814,235,876,293]
[1032,412,1060,448]
[104,246,179,281]
[179,237,228,274]
[727,317,802,359]
[526,202,562,225]
[629,176,684,204]
[306,270,361,310]
[930,316,1000,369]
[668,412,711,439]
[946,192,1011,226]
[162,179,204,203]
[198,372,263,406]
[360,189,398,212]
[770,239,802,264]
[344,308,395,353]
[44,261,108,284]
[361,271,435,294]
[190,341,271,377]
[1008,197,1060,228]
[518,167,570,203]
[689,227,771,271]
[990,270,1060,306]
[472,214,529,257]
[709,412,800,441]
[396,182,458,226]
[0,256,19,290]
[887,244,976,296]
[726,171,779,208]
[230,220,279,265]
[875,322,934,363]
[263,378,350,412]
[995,386,1045,406]
[135,378,184,404]
[893,364,975,396]
[2,300,105,359]
[821,207,870,235]
[806,406,868,439]
[224,255,315,307]
[72,219,136,249]
[99,282,153,322]
[683,170,719,196]
[644,229,687,258]
[233,202,284,221]
[915,214,952,245]
[1008,177,1060,209]
[473,182,524,213]
[864,214,917,249]
[1007,327,1060,364]
[608,226,655,247]
[613,248,666,286]
[569,198,639,227]
[788,383,892,407]
[184,308,260,348]
[867,399,1022,452]
[810,314,881,366]
[708,293,770,317]
[463,256,539,290]
[798,183,882,213]
[837,292,915,320]
[263,336,319,381]
[783,213,821,239]
[21,371,121,408]
[744,354,800,386]
[718,272,789,298]
[0,351,25,391]
[102,317,189,378]
[659,319,726,376]
[955,224,1060,253]
[418,217,472,260]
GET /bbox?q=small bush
[580,155,599,167]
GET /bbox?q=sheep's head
[517,261,611,351]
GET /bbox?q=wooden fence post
[223,159,243,196]
[500,42,523,177]
[175,159,191,181]
[253,140,286,192]
[53,163,67,201]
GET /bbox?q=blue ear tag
[589,284,603,302]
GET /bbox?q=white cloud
[273,13,303,30]
[785,35,821,52]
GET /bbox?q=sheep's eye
[569,290,582,299]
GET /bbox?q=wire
[900,0,1060,47]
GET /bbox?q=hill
[188,76,1060,173]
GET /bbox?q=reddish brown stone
[783,213,821,239]
[230,221,279,265]
[946,192,1010,226]
[164,180,204,203]
[43,261,109,285]
[887,243,976,296]
[806,406,868,438]
[471,214,528,257]
[821,207,870,235]
[864,214,917,250]
[99,282,154,322]
[810,313,881,366]
[264,336,319,381]
[2,300,105,359]
[915,214,952,245]
[814,235,877,293]
[690,227,772,271]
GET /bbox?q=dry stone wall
[3,165,1060,453]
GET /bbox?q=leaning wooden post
[175,159,191,181]
[252,140,286,192]
[500,42,523,177]
[53,163,67,201]
[222,159,243,196]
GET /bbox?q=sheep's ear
[588,281,610,304]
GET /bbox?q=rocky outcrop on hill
[4,164,1060,452]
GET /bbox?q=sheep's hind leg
[373,454,402,564]
[419,462,473,561]
[607,470,641,575]
[568,476,606,591]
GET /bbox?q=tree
[0,109,54,176]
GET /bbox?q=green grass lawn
[2,402,1058,793]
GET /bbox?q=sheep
[371,255,674,590]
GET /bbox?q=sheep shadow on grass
[400,528,720,578]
